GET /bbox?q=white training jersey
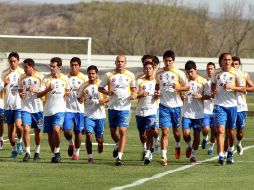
[182,75,206,119]
[0,79,4,109]
[18,71,44,113]
[211,67,245,107]
[136,76,158,117]
[1,67,24,110]
[66,72,88,113]
[78,79,106,120]
[236,70,248,112]
[203,79,214,115]
[42,73,69,116]
[156,67,188,108]
[99,69,136,111]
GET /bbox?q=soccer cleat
[140,151,146,161]
[236,145,243,156]
[185,147,192,158]
[72,154,79,160]
[113,147,118,158]
[33,153,40,161]
[218,156,225,166]
[226,151,234,164]
[17,142,23,155]
[201,139,207,149]
[0,140,3,150]
[208,148,214,155]
[175,147,182,160]
[10,150,18,159]
[144,151,151,165]
[68,145,74,157]
[54,152,61,163]
[160,157,167,166]
[88,158,94,164]
[23,153,30,162]
[97,143,103,154]
[190,157,197,164]
[51,156,56,163]
[115,157,123,166]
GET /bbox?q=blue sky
[9,0,254,15]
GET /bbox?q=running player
[98,54,136,166]
[211,53,245,165]
[136,60,158,165]
[78,65,108,164]
[2,52,24,158]
[232,56,254,155]
[201,62,216,155]
[37,57,69,163]
[18,58,44,162]
[63,57,87,160]
[155,50,189,166]
[182,60,207,163]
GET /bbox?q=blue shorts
[21,111,43,129]
[84,117,105,138]
[214,105,237,129]
[63,112,84,133]
[136,114,157,133]
[202,114,214,128]
[236,111,247,130]
[108,109,130,128]
[182,117,202,132]
[0,109,4,121]
[43,112,65,134]
[159,104,181,128]
[5,109,21,125]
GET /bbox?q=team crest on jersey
[126,78,129,82]
[112,78,116,82]
[171,76,175,80]
[229,77,233,81]
[142,85,146,90]
[28,79,32,86]
[85,89,89,94]
[34,81,37,84]
[78,81,81,84]
[160,75,163,80]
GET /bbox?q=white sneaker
[144,151,151,165]
[237,145,243,156]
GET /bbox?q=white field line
[110,145,254,190]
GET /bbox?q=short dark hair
[232,56,241,65]
[153,56,160,65]
[218,52,231,67]
[163,50,175,61]
[70,57,81,66]
[8,52,19,60]
[23,58,35,68]
[143,61,155,69]
[185,60,196,70]
[207,62,215,68]
[50,57,62,67]
[87,65,98,73]
[141,55,154,64]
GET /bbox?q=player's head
[141,55,154,64]
[206,62,215,78]
[23,58,35,76]
[50,57,62,75]
[8,52,20,70]
[70,57,81,75]
[185,60,197,80]
[219,53,232,71]
[115,54,126,70]
[87,65,98,82]
[163,50,175,69]
[143,60,155,77]
[232,56,241,69]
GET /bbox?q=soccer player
[232,56,254,155]
[98,54,136,166]
[0,79,4,150]
[211,53,245,165]
[78,65,108,164]
[63,57,87,160]
[2,52,24,158]
[201,62,217,155]
[37,57,69,163]
[136,60,158,165]
[155,50,189,166]
[18,58,44,162]
[182,60,207,163]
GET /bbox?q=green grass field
[0,109,254,190]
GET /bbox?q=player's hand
[3,77,10,87]
[142,91,149,97]
[28,86,38,93]
[154,90,160,100]
[192,93,202,99]
[47,83,55,92]
[108,90,115,96]
[224,82,233,90]
[130,93,136,100]
[19,91,26,99]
